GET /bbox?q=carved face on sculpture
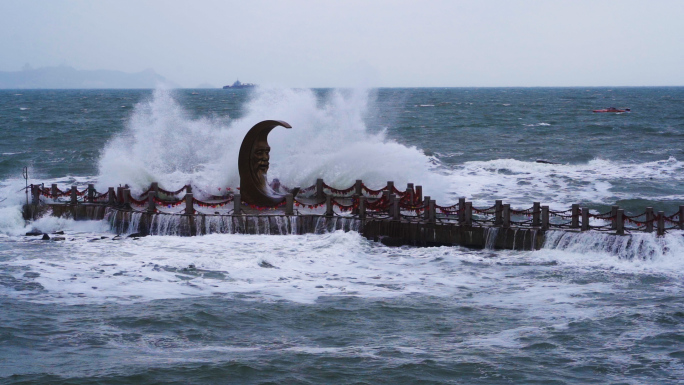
[252,139,270,182]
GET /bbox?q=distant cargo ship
[222,80,256,89]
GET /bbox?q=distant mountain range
[0,65,178,89]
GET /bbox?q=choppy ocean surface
[1,87,683,384]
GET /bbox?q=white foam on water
[445,156,684,208]
[96,87,451,200]
[1,226,680,310]
[2,231,472,305]
[31,216,112,234]
[523,122,551,127]
[0,178,35,236]
[538,230,684,273]
[0,205,26,236]
[2,224,683,360]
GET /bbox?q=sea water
[1,87,683,384]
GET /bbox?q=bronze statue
[238,120,292,206]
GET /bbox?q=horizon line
[2,85,684,90]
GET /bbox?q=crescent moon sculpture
[238,120,292,207]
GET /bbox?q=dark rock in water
[259,261,277,268]
[127,233,148,238]
[26,231,43,236]
[535,159,559,165]
[41,234,50,240]
[52,237,65,241]
[378,236,406,247]
[52,231,65,235]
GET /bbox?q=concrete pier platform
[36,202,544,250]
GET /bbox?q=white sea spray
[96,88,450,200]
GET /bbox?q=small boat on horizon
[593,107,631,113]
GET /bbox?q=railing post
[185,193,194,214]
[645,207,654,233]
[291,186,300,197]
[502,204,510,228]
[385,181,394,201]
[233,194,241,215]
[70,185,78,205]
[285,194,294,215]
[581,207,590,231]
[423,196,431,220]
[532,202,541,227]
[185,192,196,236]
[542,205,549,231]
[406,183,414,204]
[185,185,192,194]
[616,209,624,235]
[657,211,665,236]
[355,180,363,196]
[51,184,58,198]
[123,188,131,209]
[571,204,580,228]
[459,197,466,224]
[359,196,366,219]
[316,178,324,200]
[611,205,619,230]
[494,200,503,226]
[429,199,436,224]
[117,187,124,204]
[386,181,394,194]
[147,193,156,212]
[464,202,472,226]
[32,185,40,205]
[415,186,422,203]
[325,195,333,217]
[392,195,400,221]
[680,205,684,230]
[107,187,116,206]
[151,182,159,198]
[87,184,95,203]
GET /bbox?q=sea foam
[96,87,450,200]
[445,156,684,208]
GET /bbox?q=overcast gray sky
[1,0,682,88]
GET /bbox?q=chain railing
[29,180,684,236]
